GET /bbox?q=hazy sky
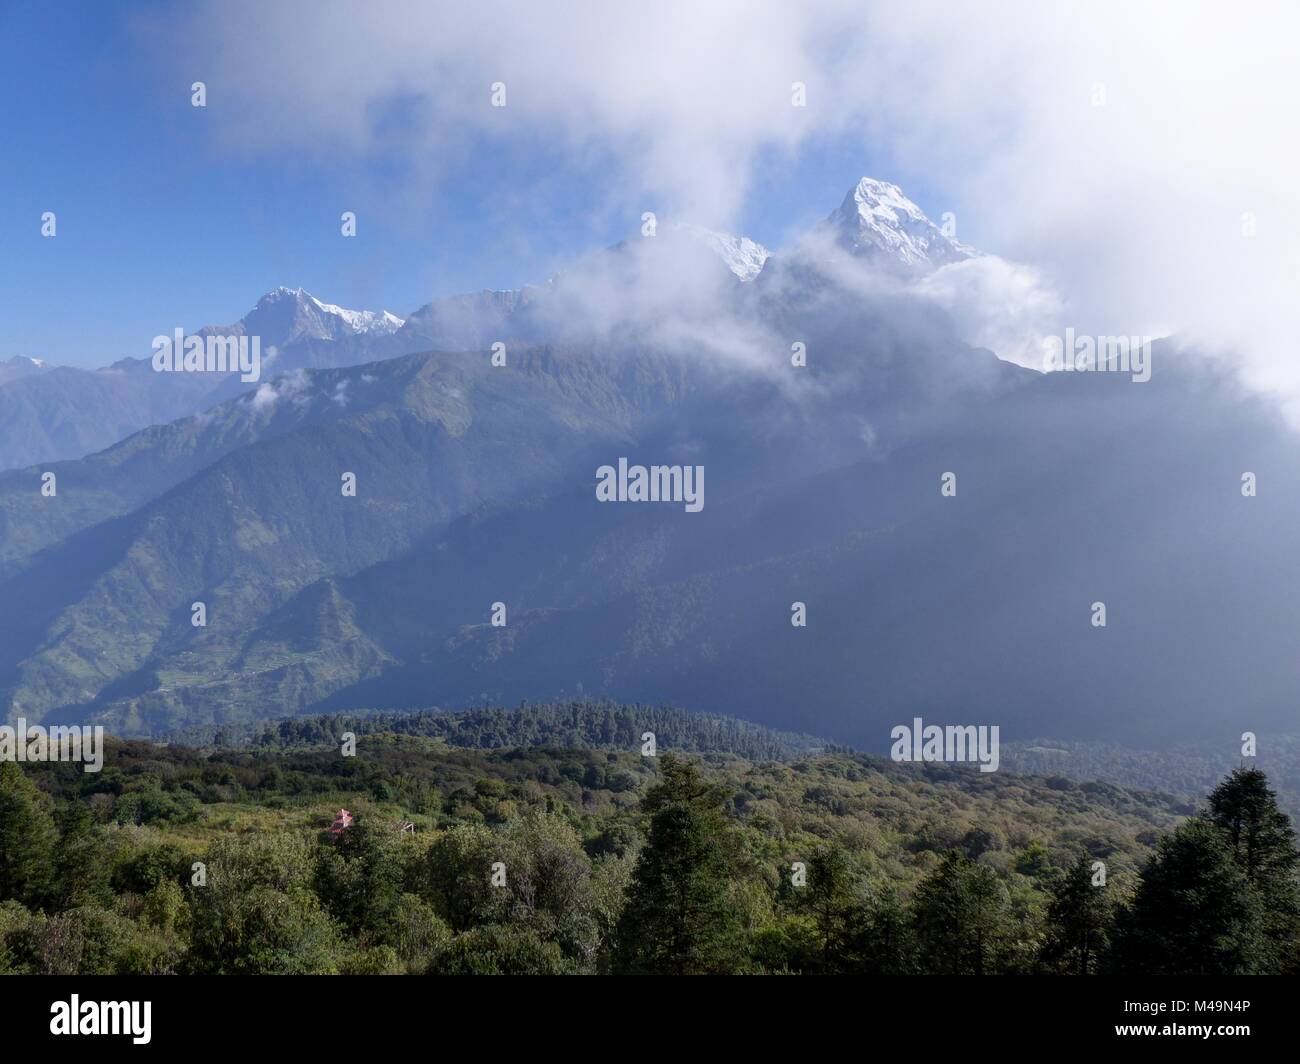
[3,0,1298,417]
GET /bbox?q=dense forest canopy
[2,702,1295,975]
[243,701,829,761]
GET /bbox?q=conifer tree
[1040,852,1113,974]
[0,762,59,908]
[801,842,861,973]
[1117,816,1264,974]
[1204,767,1300,973]
[1205,768,1298,885]
[910,851,1007,974]
[612,756,744,974]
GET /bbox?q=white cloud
[147,0,856,226]
[913,256,1064,370]
[153,1,1300,412]
[249,368,312,412]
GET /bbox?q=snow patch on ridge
[668,223,770,282]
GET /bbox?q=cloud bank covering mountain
[137,0,1300,424]
[2,179,1296,758]
[0,180,1046,472]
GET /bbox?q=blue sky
[0,0,932,368]
[9,0,1283,407]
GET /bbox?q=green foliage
[314,812,412,936]
[1039,853,1113,975]
[189,885,341,974]
[420,823,500,931]
[1204,767,1300,973]
[910,852,1009,974]
[38,906,136,975]
[613,756,749,973]
[112,841,188,896]
[231,700,825,762]
[1002,737,1300,821]
[427,924,576,975]
[112,785,199,826]
[799,843,866,973]
[0,761,59,907]
[1105,769,1300,976]
[1116,817,1264,974]
[3,710,1298,975]
[0,900,42,974]
[51,805,113,909]
[370,894,451,972]
[187,833,341,974]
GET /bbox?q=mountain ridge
[0,177,972,472]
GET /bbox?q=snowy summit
[244,287,406,344]
[825,177,976,271]
[669,223,771,282]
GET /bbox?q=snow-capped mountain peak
[247,287,405,341]
[307,294,405,336]
[0,354,52,388]
[667,222,770,282]
[826,177,975,271]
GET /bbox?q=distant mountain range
[0,178,966,473]
[3,179,1297,758]
[0,288,410,471]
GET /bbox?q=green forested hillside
[170,701,828,762]
[8,704,1291,975]
[1003,735,1300,820]
[0,345,700,734]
